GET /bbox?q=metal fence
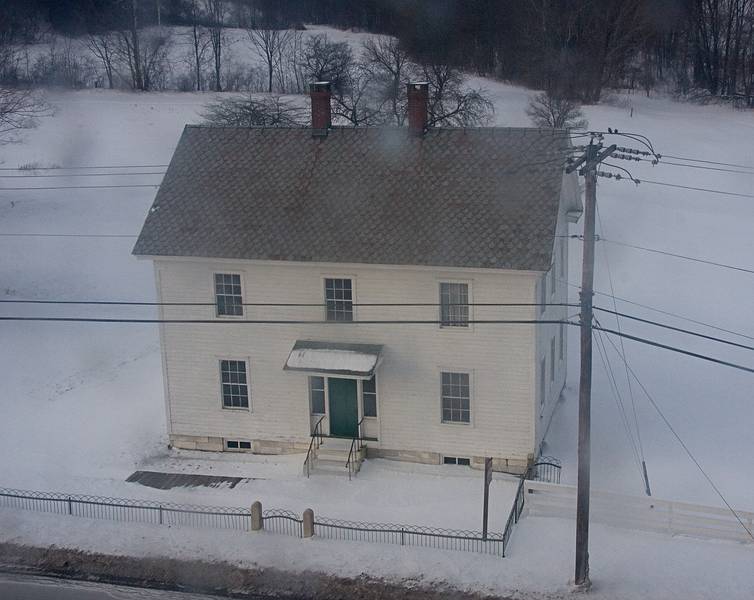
[528,456,562,484]
[262,508,303,537]
[0,487,251,531]
[0,483,527,558]
[313,516,506,556]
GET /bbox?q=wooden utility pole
[567,140,616,588]
[482,456,493,540]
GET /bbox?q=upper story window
[215,273,243,316]
[362,376,377,417]
[440,282,469,327]
[220,359,249,409]
[441,371,470,423]
[324,278,353,321]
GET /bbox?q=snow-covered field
[1,26,754,598]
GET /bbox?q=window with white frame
[441,371,470,423]
[309,376,325,415]
[214,273,243,316]
[362,376,377,417]
[220,360,249,409]
[439,282,469,327]
[550,337,556,381]
[324,278,353,321]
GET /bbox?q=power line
[596,206,646,474]
[593,325,754,375]
[654,160,754,176]
[0,184,160,191]
[599,238,754,275]
[659,154,754,171]
[593,307,754,353]
[0,299,578,308]
[0,316,575,326]
[0,164,169,171]
[593,327,645,485]
[560,278,754,343]
[638,179,754,199]
[0,171,166,179]
[599,328,754,542]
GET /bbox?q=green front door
[328,378,358,438]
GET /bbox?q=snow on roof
[284,340,383,378]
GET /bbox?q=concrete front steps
[308,438,367,477]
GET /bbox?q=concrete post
[302,508,314,538]
[251,501,263,531]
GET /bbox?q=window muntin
[220,360,249,409]
[214,273,243,316]
[439,282,469,327]
[309,376,325,415]
[324,278,353,321]
[362,376,377,417]
[441,371,470,423]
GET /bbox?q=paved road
[0,573,229,599]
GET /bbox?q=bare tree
[205,0,227,91]
[86,32,118,89]
[417,63,495,127]
[201,95,307,127]
[247,28,293,93]
[361,36,411,125]
[301,34,353,92]
[526,91,588,129]
[331,62,386,126]
[187,0,212,91]
[0,87,50,143]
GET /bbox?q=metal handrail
[345,416,366,481]
[304,415,326,478]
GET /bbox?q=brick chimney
[310,81,331,136]
[407,82,429,135]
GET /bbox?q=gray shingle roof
[133,126,571,271]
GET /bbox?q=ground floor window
[220,359,249,409]
[441,371,470,423]
[226,440,251,450]
[443,456,471,466]
[362,376,377,417]
[309,376,326,414]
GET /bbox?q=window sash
[439,282,469,327]
[324,278,353,322]
[215,273,243,316]
[309,376,326,415]
[441,371,470,423]
[362,375,377,417]
[220,360,249,408]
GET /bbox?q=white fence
[524,480,754,544]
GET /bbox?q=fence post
[302,508,314,538]
[159,504,163,525]
[251,501,263,531]
[67,496,72,515]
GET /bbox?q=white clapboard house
[133,82,581,475]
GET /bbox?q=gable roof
[133,126,573,272]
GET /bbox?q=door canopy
[284,340,383,379]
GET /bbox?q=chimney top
[310,81,332,136]
[407,82,429,135]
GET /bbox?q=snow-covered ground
[2,507,754,600]
[1,26,754,598]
